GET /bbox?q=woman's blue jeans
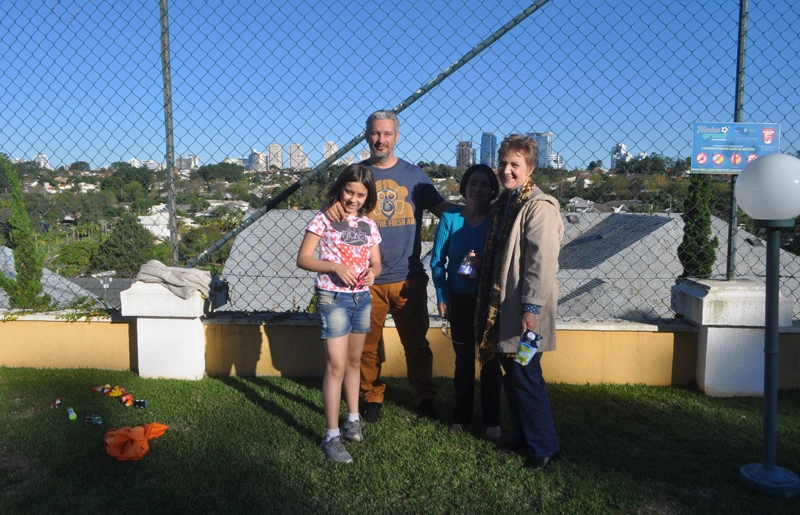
[500,352,560,458]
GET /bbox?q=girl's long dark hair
[325,164,378,214]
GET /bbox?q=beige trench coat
[495,188,564,354]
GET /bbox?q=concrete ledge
[672,278,797,396]
[672,278,793,327]
[121,282,206,318]
[121,282,206,380]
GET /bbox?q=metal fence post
[159,0,179,266]
[727,0,749,280]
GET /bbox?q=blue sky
[1,0,799,170]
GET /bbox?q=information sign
[691,123,780,174]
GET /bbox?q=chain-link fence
[1,0,799,320]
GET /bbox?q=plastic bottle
[67,407,77,421]
[514,329,542,366]
[457,250,477,278]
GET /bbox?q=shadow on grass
[213,375,320,444]
[549,383,800,509]
[216,373,425,427]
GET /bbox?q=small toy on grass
[67,407,77,421]
[134,399,148,409]
[108,386,126,397]
[85,414,103,426]
[51,398,61,408]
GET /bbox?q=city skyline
[11,135,665,173]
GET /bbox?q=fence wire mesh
[1,0,799,321]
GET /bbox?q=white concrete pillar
[672,278,793,396]
[121,282,207,380]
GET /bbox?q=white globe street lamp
[735,153,800,497]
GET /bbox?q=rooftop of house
[219,210,800,321]
[0,246,97,310]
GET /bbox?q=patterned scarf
[475,176,536,364]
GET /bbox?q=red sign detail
[695,152,708,164]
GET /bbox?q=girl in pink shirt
[297,164,381,463]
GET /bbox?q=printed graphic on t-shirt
[370,178,415,229]
[305,212,381,292]
[331,220,371,247]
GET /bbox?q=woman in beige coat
[475,134,564,470]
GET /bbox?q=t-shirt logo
[330,220,372,246]
[372,178,409,220]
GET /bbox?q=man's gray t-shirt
[363,159,444,285]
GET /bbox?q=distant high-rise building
[34,152,53,170]
[456,141,473,169]
[176,154,199,171]
[358,148,370,162]
[141,159,165,170]
[129,157,143,168]
[480,132,497,168]
[248,149,267,172]
[289,143,308,169]
[528,132,556,168]
[323,141,339,165]
[268,143,283,169]
[611,143,632,169]
[342,155,354,166]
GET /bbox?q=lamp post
[734,153,800,497]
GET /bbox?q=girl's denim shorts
[315,289,372,339]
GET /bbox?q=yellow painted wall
[204,323,456,377]
[205,323,326,376]
[205,325,700,387]
[3,317,799,390]
[544,330,698,386]
[0,318,134,370]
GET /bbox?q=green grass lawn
[1,367,799,514]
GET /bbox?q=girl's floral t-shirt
[304,211,381,292]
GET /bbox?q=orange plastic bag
[104,422,169,461]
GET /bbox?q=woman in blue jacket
[431,164,502,438]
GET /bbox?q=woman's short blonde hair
[498,134,538,168]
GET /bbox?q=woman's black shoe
[523,452,559,470]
